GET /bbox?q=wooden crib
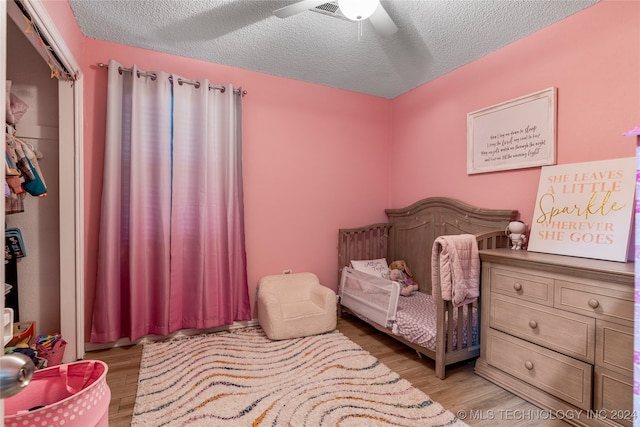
[338,197,518,379]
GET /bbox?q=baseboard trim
[84,319,260,352]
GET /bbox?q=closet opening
[3,0,84,363]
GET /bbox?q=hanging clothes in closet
[7,134,48,198]
[4,80,45,322]
[5,80,48,215]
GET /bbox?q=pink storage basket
[4,360,110,427]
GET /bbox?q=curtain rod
[97,63,247,97]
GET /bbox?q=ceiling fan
[274,0,398,36]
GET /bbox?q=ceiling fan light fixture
[338,0,379,21]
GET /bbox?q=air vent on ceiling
[310,2,351,21]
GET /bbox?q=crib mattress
[349,291,477,352]
[398,292,477,351]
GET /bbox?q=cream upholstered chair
[257,272,337,340]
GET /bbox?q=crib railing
[338,227,508,282]
[338,223,390,284]
[475,230,510,251]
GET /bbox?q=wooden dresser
[475,249,634,427]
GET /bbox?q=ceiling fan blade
[273,0,329,18]
[369,3,398,36]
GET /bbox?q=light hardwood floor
[86,315,569,426]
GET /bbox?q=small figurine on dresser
[506,220,528,250]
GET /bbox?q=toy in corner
[388,260,419,296]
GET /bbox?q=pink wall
[43,0,638,340]
[390,0,639,225]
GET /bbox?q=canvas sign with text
[527,157,635,262]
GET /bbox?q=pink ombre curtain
[91,60,251,343]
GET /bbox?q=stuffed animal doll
[388,260,419,296]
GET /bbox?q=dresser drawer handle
[588,298,600,309]
[513,282,523,291]
[528,320,538,329]
[524,361,534,370]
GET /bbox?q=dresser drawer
[596,320,633,375]
[594,367,633,427]
[490,294,594,362]
[556,280,633,325]
[485,329,592,410]
[490,266,554,306]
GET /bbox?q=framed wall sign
[527,157,635,262]
[467,87,556,174]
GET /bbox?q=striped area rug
[132,327,467,426]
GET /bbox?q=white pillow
[350,258,389,278]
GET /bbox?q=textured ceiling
[68,0,598,99]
